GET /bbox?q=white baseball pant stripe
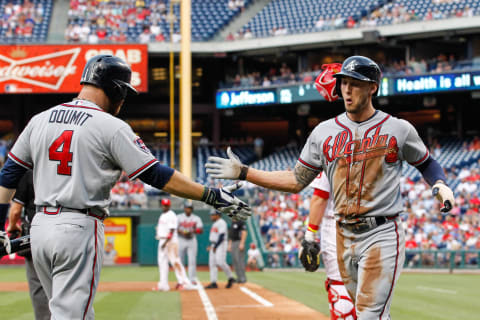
[157,240,190,289]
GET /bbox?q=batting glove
[205,147,249,180]
[202,182,252,221]
[0,231,11,255]
[432,182,454,213]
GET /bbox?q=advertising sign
[0,44,148,94]
[216,88,277,108]
[103,217,132,264]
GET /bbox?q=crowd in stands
[0,0,45,39]
[66,0,170,44]
[221,52,476,89]
[109,172,148,209]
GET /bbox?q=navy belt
[37,206,107,221]
[339,215,398,234]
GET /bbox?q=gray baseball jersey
[177,213,203,238]
[300,110,425,319]
[9,99,158,210]
[209,218,227,243]
[11,99,158,319]
[299,110,428,220]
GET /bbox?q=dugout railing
[260,250,480,270]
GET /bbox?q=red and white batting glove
[314,63,342,102]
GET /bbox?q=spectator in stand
[247,243,260,270]
[139,28,151,43]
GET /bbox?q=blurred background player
[205,210,235,289]
[247,243,260,271]
[305,173,356,320]
[228,218,247,283]
[155,198,192,291]
[7,170,50,320]
[177,199,203,285]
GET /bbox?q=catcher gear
[325,278,357,320]
[432,182,454,212]
[299,239,321,272]
[80,54,138,102]
[205,147,248,180]
[202,183,252,221]
[333,56,382,98]
[314,63,342,102]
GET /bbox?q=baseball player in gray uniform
[206,56,454,319]
[205,210,235,289]
[177,200,203,284]
[0,55,251,319]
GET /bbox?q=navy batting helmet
[333,56,382,97]
[80,55,138,102]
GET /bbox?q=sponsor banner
[0,44,148,94]
[393,71,480,95]
[216,88,277,108]
[104,217,132,264]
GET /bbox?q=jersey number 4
[49,130,74,175]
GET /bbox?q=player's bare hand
[432,182,454,212]
[0,231,11,255]
[202,183,252,221]
[6,223,21,235]
[205,147,248,180]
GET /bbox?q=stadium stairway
[48,0,69,43]
[214,0,271,41]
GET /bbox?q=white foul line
[239,286,274,307]
[416,286,457,295]
[196,284,218,320]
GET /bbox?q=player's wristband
[307,223,319,233]
[239,165,249,180]
[201,187,216,205]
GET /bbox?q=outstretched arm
[206,147,319,193]
[139,163,252,220]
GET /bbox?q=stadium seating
[196,145,257,183]
[67,0,252,43]
[241,0,386,38]
[0,0,52,43]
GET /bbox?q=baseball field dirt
[2,281,329,320]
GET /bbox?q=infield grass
[0,265,479,319]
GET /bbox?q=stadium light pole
[180,0,192,178]
[168,0,179,169]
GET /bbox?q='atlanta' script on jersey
[322,127,399,164]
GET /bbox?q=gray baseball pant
[25,256,51,320]
[231,240,247,283]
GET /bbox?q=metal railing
[261,250,480,270]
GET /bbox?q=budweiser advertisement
[0,44,148,94]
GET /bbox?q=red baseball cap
[161,198,171,206]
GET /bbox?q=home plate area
[180,282,329,320]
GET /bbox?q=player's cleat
[175,283,183,290]
[205,282,218,289]
[226,277,236,288]
[154,284,170,292]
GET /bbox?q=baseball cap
[210,209,220,216]
[161,198,171,206]
[184,200,193,208]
